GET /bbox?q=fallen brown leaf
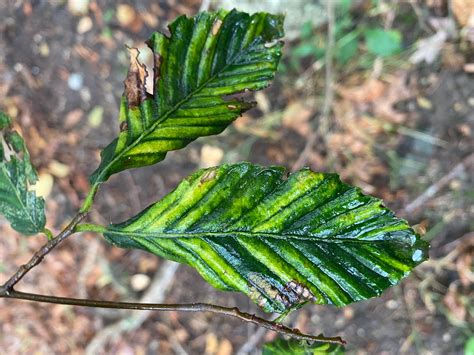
[282,100,313,136]
[117,4,143,33]
[64,109,84,129]
[443,283,467,324]
[452,0,474,26]
[200,144,224,167]
[217,339,233,355]
[337,79,386,104]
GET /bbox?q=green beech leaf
[0,112,46,235]
[364,28,402,57]
[90,10,284,184]
[263,338,345,354]
[102,162,428,313]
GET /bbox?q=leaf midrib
[105,228,411,244]
[95,40,268,184]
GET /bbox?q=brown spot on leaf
[248,273,279,310]
[124,46,148,107]
[284,280,317,303]
[120,121,128,132]
[258,297,268,308]
[248,273,317,311]
[200,168,217,183]
[153,53,162,93]
[212,19,222,35]
[249,277,318,311]
[275,293,291,308]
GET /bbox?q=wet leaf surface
[90,10,284,184]
[104,162,428,312]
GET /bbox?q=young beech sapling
[0,10,428,351]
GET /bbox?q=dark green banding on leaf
[90,10,284,184]
[262,337,345,354]
[102,162,429,313]
[0,112,46,235]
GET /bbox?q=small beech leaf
[90,10,284,184]
[102,163,428,313]
[0,112,46,235]
[263,338,345,354]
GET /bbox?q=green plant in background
[288,1,402,72]
[465,337,474,355]
[364,28,402,57]
[0,9,428,352]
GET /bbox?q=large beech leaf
[0,113,46,235]
[263,338,344,354]
[90,10,284,184]
[103,163,428,313]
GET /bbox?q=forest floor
[0,0,472,354]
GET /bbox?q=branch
[293,0,336,171]
[0,212,87,294]
[237,327,268,354]
[1,290,345,345]
[403,153,474,215]
[85,260,180,354]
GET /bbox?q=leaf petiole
[79,183,100,213]
[273,308,292,323]
[75,223,108,234]
[42,228,54,240]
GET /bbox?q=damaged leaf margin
[123,46,149,108]
[89,9,285,184]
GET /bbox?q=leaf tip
[412,236,430,262]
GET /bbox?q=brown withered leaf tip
[153,52,162,89]
[124,46,148,107]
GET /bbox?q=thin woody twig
[237,327,268,354]
[317,0,336,141]
[85,260,180,355]
[293,0,335,171]
[199,0,212,12]
[403,153,473,215]
[2,290,345,345]
[0,212,86,294]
